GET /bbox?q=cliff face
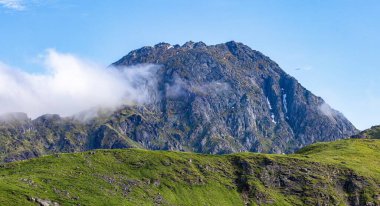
[0,41,358,162]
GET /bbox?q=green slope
[295,139,380,180]
[0,139,379,206]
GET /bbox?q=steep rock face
[111,41,357,154]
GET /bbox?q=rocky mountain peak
[182,41,195,48]
[111,41,358,154]
[154,42,172,49]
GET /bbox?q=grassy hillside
[295,139,380,180]
[0,139,379,206]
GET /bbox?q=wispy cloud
[0,49,159,119]
[0,0,25,11]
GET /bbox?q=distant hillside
[0,138,379,206]
[352,125,380,139]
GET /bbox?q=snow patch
[282,93,288,113]
[271,114,276,124]
[266,97,272,110]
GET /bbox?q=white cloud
[318,102,335,119]
[0,49,159,119]
[0,0,25,10]
[165,74,230,98]
[315,85,380,130]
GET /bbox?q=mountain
[0,41,358,163]
[111,41,357,153]
[0,137,379,205]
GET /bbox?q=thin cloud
[0,0,25,11]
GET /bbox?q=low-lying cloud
[0,49,158,119]
[318,102,336,119]
[165,74,230,98]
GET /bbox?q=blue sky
[0,0,379,129]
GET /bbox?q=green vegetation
[355,125,380,139]
[295,139,380,180]
[0,139,379,205]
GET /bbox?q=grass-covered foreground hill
[0,138,379,206]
